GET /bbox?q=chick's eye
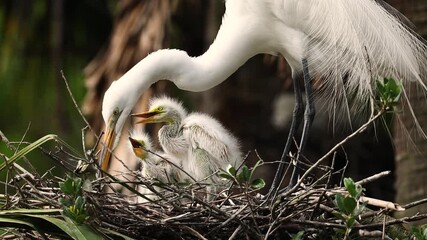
[157,107,163,111]
[113,108,120,116]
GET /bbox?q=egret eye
[157,106,164,111]
[113,108,120,116]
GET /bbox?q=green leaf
[376,77,402,107]
[59,176,75,195]
[226,165,236,176]
[335,193,346,213]
[344,178,357,198]
[332,211,346,221]
[251,178,266,189]
[0,216,40,230]
[102,228,137,240]
[59,197,72,207]
[219,172,233,180]
[31,214,102,240]
[0,134,82,172]
[342,197,357,215]
[75,196,85,210]
[241,165,250,181]
[74,178,83,192]
[0,212,102,239]
[423,225,427,237]
[334,228,346,235]
[0,209,61,215]
[346,217,356,228]
[291,231,304,240]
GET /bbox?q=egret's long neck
[117,13,263,96]
[189,16,264,91]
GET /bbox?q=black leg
[290,58,315,187]
[267,68,304,199]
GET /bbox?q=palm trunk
[391,0,427,222]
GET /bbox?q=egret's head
[132,96,187,125]
[99,81,138,171]
[128,131,152,161]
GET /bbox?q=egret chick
[133,96,243,199]
[128,130,181,202]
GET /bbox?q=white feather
[183,113,242,170]
[145,97,243,186]
[103,0,427,157]
[128,129,182,203]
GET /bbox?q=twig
[358,229,392,240]
[309,151,336,220]
[181,226,208,240]
[355,171,391,186]
[281,109,385,198]
[402,197,427,210]
[228,225,243,240]
[60,70,98,138]
[0,130,39,178]
[287,219,346,229]
[353,213,427,229]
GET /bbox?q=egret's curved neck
[116,13,263,97]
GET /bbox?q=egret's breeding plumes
[133,97,243,199]
[128,130,182,202]
[100,0,427,195]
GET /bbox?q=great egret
[132,96,243,198]
[100,0,427,195]
[128,130,182,202]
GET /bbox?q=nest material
[2,145,426,240]
[1,110,427,239]
[84,171,420,240]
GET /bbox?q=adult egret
[100,0,427,195]
[128,130,182,202]
[132,96,243,198]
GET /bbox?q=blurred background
[1,0,426,220]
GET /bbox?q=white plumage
[128,130,182,202]
[182,113,242,182]
[133,96,243,198]
[100,0,427,192]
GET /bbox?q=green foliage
[376,77,402,110]
[220,160,266,190]
[291,231,305,240]
[0,134,82,172]
[333,178,366,240]
[0,0,113,192]
[0,209,103,240]
[410,225,427,240]
[59,176,88,224]
[375,77,402,140]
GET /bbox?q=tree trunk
[83,0,173,179]
[390,0,427,222]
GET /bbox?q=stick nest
[2,132,426,240]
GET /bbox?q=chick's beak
[99,117,117,172]
[131,110,160,124]
[128,137,146,159]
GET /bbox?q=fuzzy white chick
[128,130,181,202]
[132,96,242,199]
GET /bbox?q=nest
[1,79,427,239]
[1,124,427,240]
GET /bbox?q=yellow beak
[131,110,160,124]
[99,117,117,172]
[128,137,146,159]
